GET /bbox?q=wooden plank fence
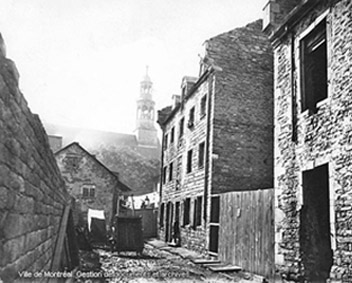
[134,208,158,238]
[218,188,274,279]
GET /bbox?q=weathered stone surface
[55,142,123,226]
[268,0,352,281]
[0,35,70,282]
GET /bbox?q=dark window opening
[301,19,327,113]
[188,107,195,128]
[82,186,95,198]
[196,196,202,226]
[300,163,332,282]
[170,127,175,144]
[200,95,207,118]
[187,150,193,173]
[179,117,185,138]
[183,198,190,226]
[169,162,173,182]
[198,142,205,168]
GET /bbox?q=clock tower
[135,67,158,152]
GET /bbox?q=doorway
[209,196,220,253]
[300,164,333,282]
[165,202,173,242]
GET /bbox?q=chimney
[262,0,301,31]
[172,95,181,109]
[48,135,63,153]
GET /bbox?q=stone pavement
[74,239,264,283]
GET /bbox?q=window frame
[82,185,96,199]
[183,198,191,226]
[179,117,185,138]
[169,162,173,182]
[198,142,205,168]
[298,12,329,114]
[187,149,193,174]
[200,95,207,118]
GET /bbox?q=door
[165,202,173,242]
[209,196,220,253]
[300,164,333,282]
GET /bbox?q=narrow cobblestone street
[76,241,260,283]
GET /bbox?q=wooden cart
[111,215,144,255]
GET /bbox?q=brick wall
[0,39,70,282]
[210,20,274,194]
[272,0,352,281]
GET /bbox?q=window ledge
[316,96,330,108]
[300,97,330,117]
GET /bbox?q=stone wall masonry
[208,20,274,194]
[159,78,210,254]
[273,0,352,281]
[55,143,118,226]
[0,43,70,282]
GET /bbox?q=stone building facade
[157,20,273,255]
[55,142,130,226]
[0,35,75,282]
[264,0,352,281]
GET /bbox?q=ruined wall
[209,20,274,194]
[273,0,352,281]
[55,143,118,226]
[0,40,70,282]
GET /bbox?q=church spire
[135,67,157,146]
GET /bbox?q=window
[163,166,167,184]
[183,198,190,226]
[198,142,205,168]
[188,107,195,128]
[179,117,185,138]
[193,196,202,229]
[164,133,168,149]
[169,162,173,182]
[170,127,175,144]
[301,19,327,113]
[200,95,207,117]
[187,150,193,173]
[82,185,95,198]
[176,155,182,190]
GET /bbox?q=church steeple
[135,66,157,147]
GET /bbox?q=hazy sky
[0,0,266,134]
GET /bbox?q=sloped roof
[45,123,138,151]
[159,19,268,126]
[55,142,132,192]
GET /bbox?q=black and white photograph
[0,0,351,282]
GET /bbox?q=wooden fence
[218,188,274,279]
[134,208,158,238]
